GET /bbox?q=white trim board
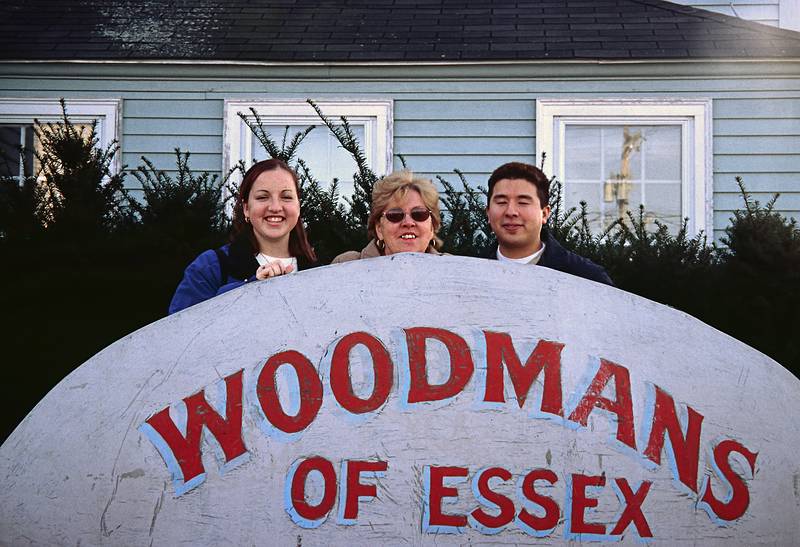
[536,98,713,236]
[0,98,122,175]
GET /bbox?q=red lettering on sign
[469,467,515,529]
[483,333,564,416]
[145,369,246,485]
[570,473,606,536]
[406,327,474,403]
[700,439,758,521]
[330,332,393,414]
[290,457,337,521]
[256,350,322,434]
[610,478,653,537]
[518,469,560,533]
[643,385,703,492]
[342,460,388,520]
[568,359,636,450]
[427,466,469,528]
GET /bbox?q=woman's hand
[256,260,295,280]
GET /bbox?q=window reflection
[0,124,35,183]
[253,124,365,200]
[565,125,682,233]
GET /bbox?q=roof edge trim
[2,58,800,67]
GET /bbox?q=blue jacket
[169,240,315,314]
[485,227,614,286]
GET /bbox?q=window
[224,100,393,199]
[669,0,799,32]
[0,98,121,183]
[0,123,34,183]
[536,99,712,235]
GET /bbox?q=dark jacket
[168,238,316,314]
[485,227,613,286]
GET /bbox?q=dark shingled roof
[2,0,800,62]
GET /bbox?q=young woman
[331,170,443,262]
[169,159,317,314]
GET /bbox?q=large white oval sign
[1,254,799,545]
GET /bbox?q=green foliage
[238,100,378,260]
[295,159,364,263]
[547,177,624,262]
[0,130,41,242]
[716,177,800,370]
[3,99,800,442]
[722,177,800,272]
[307,100,376,230]
[603,207,718,317]
[126,149,232,251]
[0,173,43,243]
[239,108,314,164]
[435,170,492,257]
[32,98,127,237]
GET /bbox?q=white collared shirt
[496,244,546,265]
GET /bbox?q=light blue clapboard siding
[395,155,538,174]
[124,118,222,136]
[714,173,799,192]
[715,136,800,154]
[711,93,800,238]
[123,135,220,155]
[714,119,800,135]
[124,152,221,173]
[1,72,798,238]
[395,100,535,120]
[671,0,780,27]
[715,156,800,172]
[395,120,534,137]
[714,98,800,118]
[123,99,222,118]
[394,137,533,156]
[714,210,799,238]
[6,76,800,95]
[716,192,800,209]
[203,79,800,94]
[121,99,224,173]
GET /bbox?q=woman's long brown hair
[230,159,317,263]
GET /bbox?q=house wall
[672,0,800,31]
[1,61,798,240]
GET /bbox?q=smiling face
[242,168,300,256]
[487,178,551,259]
[375,189,435,255]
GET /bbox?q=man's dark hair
[487,162,550,207]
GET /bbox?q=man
[484,161,613,285]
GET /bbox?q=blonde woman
[332,170,443,262]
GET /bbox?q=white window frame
[0,98,122,178]
[223,99,393,184]
[536,98,713,236]
[781,0,800,32]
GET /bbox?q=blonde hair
[368,170,443,248]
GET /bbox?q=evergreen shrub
[1,99,798,442]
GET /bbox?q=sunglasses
[382,207,432,223]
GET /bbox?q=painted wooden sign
[1,254,799,544]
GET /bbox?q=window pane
[566,181,603,224]
[566,181,602,212]
[564,126,600,180]
[603,126,642,181]
[645,182,683,231]
[643,126,681,180]
[564,124,682,233]
[253,124,365,198]
[0,125,34,180]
